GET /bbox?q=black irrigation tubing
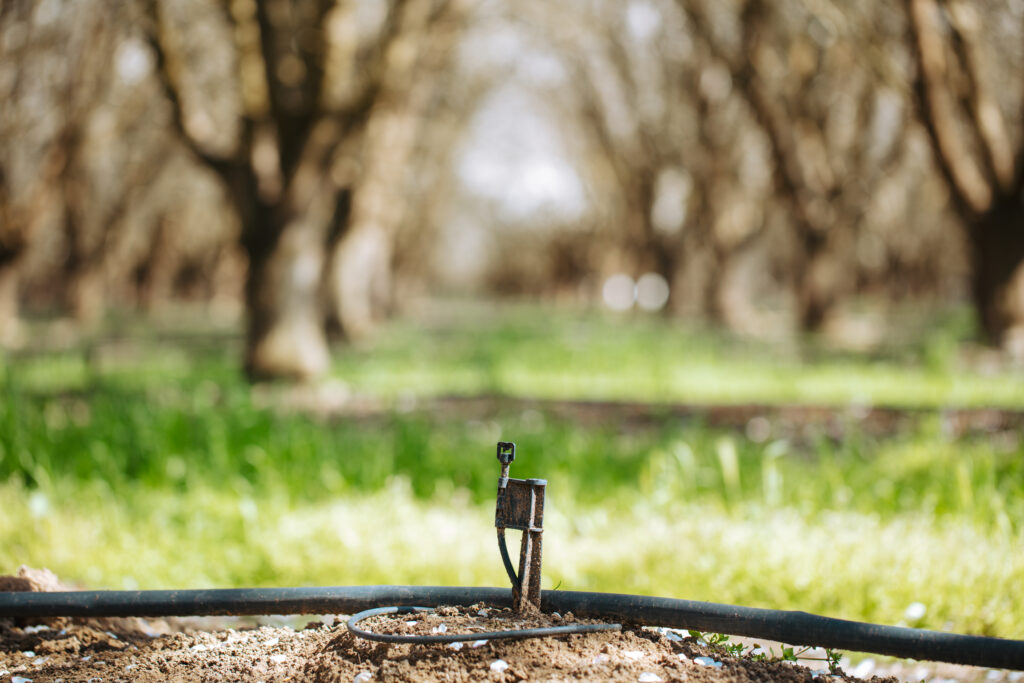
[1,586,1023,670]
[346,606,622,644]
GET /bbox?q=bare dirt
[0,568,1013,682]
[0,610,873,683]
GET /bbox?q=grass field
[1,303,1023,638]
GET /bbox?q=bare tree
[326,0,470,338]
[538,0,786,325]
[907,0,1024,347]
[0,0,65,344]
[58,17,171,323]
[147,0,462,379]
[679,0,924,330]
[1,0,180,336]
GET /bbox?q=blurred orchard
[1,0,1023,379]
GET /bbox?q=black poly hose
[1,585,1022,670]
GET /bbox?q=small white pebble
[638,673,663,683]
[663,630,682,641]
[624,650,645,660]
[471,639,489,648]
[477,609,488,617]
[190,644,208,652]
[125,665,135,671]
[104,631,119,640]
[31,658,47,666]
[12,677,33,683]
[405,621,418,626]
[431,624,448,634]
[353,672,373,683]
[22,626,48,634]
[264,637,280,647]
[676,653,689,662]
[270,654,287,664]
[592,654,610,664]
[20,652,34,659]
[490,659,509,673]
[551,612,561,620]
[693,656,722,667]
[81,656,91,661]
[448,642,463,651]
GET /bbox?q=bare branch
[906,0,992,215]
[945,1,1015,195]
[684,0,827,242]
[144,0,237,179]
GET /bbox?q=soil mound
[1,570,890,683]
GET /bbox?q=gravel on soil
[0,610,886,683]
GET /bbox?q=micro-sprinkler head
[496,441,515,487]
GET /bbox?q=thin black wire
[346,605,622,644]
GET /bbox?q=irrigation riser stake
[494,441,545,613]
[1,440,1024,669]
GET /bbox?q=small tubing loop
[346,605,622,644]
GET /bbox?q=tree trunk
[65,266,104,324]
[0,261,22,348]
[244,213,330,381]
[970,197,1024,349]
[797,251,835,332]
[325,108,414,340]
[327,223,392,341]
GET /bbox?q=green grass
[1,303,1023,638]
[331,303,1024,408]
[1,482,1020,636]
